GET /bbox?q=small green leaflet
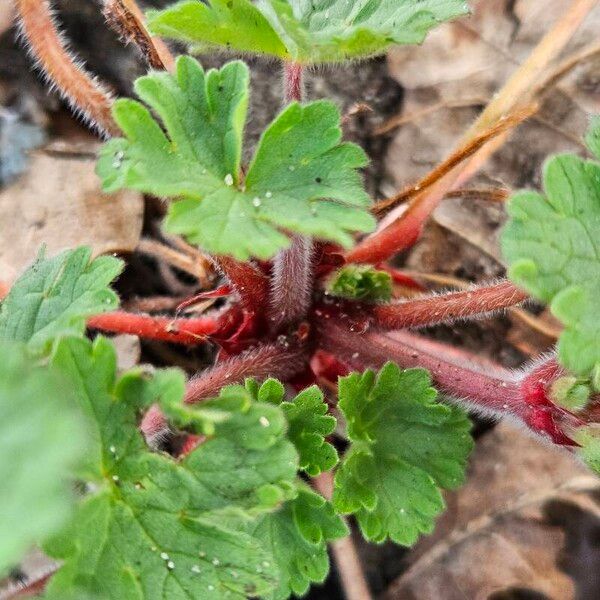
[333,362,472,545]
[98,56,374,260]
[328,264,393,302]
[249,488,348,600]
[246,378,338,476]
[45,336,299,599]
[502,121,600,376]
[0,247,122,356]
[148,0,469,63]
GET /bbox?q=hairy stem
[184,336,308,403]
[141,335,309,444]
[15,0,118,136]
[87,309,240,345]
[102,0,175,71]
[319,319,519,414]
[372,280,529,330]
[268,62,314,332]
[318,320,580,444]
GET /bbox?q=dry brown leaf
[433,196,506,262]
[382,0,600,264]
[0,138,143,281]
[385,423,600,600]
[507,308,563,357]
[112,334,141,371]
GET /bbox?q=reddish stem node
[213,256,269,314]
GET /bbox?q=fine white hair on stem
[373,278,530,331]
[15,0,118,137]
[268,235,314,332]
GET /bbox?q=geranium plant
[3,0,600,598]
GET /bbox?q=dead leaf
[433,195,506,262]
[383,0,600,264]
[385,423,600,600]
[507,308,563,357]
[0,138,143,282]
[112,334,141,371]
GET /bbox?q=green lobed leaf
[280,388,338,477]
[333,362,473,545]
[148,0,469,63]
[45,336,299,599]
[146,0,288,57]
[502,138,600,376]
[0,341,85,573]
[246,379,339,476]
[328,264,393,302]
[97,56,375,260]
[249,488,348,600]
[0,247,122,356]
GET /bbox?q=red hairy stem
[184,334,309,403]
[213,256,269,313]
[317,319,581,445]
[284,61,303,103]
[268,62,314,332]
[372,280,529,330]
[15,0,118,136]
[87,308,240,345]
[269,236,313,332]
[142,334,309,444]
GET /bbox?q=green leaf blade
[502,152,600,375]
[0,247,122,356]
[333,362,473,546]
[280,386,338,477]
[149,0,469,63]
[98,57,375,260]
[46,337,300,598]
[250,489,347,600]
[0,342,85,572]
[147,0,289,57]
